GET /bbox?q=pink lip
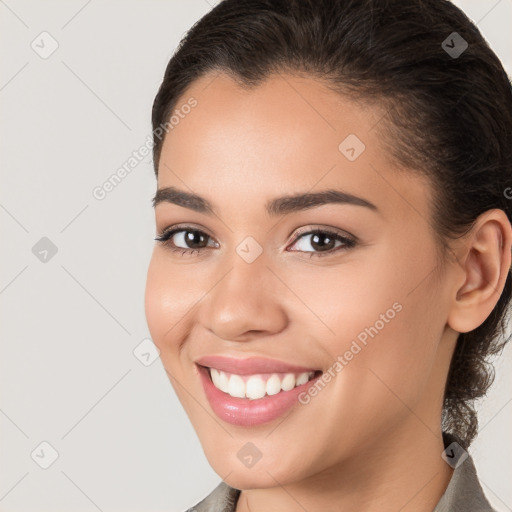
[196,359,322,427]
[195,355,318,375]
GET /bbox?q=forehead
[161,71,380,166]
[157,71,432,223]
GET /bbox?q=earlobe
[447,209,512,334]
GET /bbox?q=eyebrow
[152,186,378,216]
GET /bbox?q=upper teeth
[209,368,315,399]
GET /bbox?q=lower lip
[198,365,322,427]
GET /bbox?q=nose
[199,252,288,342]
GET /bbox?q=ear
[447,209,512,334]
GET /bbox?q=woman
[145,0,512,510]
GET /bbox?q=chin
[204,447,310,490]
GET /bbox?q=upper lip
[195,355,320,375]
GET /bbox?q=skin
[144,71,512,512]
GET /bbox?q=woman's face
[145,72,458,488]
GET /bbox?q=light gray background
[1,1,511,511]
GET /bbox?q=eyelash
[154,225,357,258]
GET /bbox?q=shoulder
[184,481,241,512]
[434,432,496,512]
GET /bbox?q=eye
[287,227,356,258]
[155,225,357,258]
[155,226,218,256]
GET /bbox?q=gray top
[185,433,495,512]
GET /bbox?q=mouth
[195,355,323,427]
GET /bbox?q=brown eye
[288,228,356,258]
[173,229,209,249]
[155,227,219,255]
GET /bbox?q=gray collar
[186,481,239,512]
[433,432,495,512]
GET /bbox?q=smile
[195,355,323,426]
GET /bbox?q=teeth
[217,369,229,393]
[266,374,281,396]
[209,368,316,399]
[210,367,221,389]
[281,373,296,391]
[246,375,267,399]
[228,374,245,398]
[296,372,310,386]
[210,367,229,393]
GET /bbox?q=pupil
[311,233,334,251]
[186,230,206,248]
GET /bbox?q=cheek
[144,253,194,357]
[144,254,204,413]
[299,240,442,412]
